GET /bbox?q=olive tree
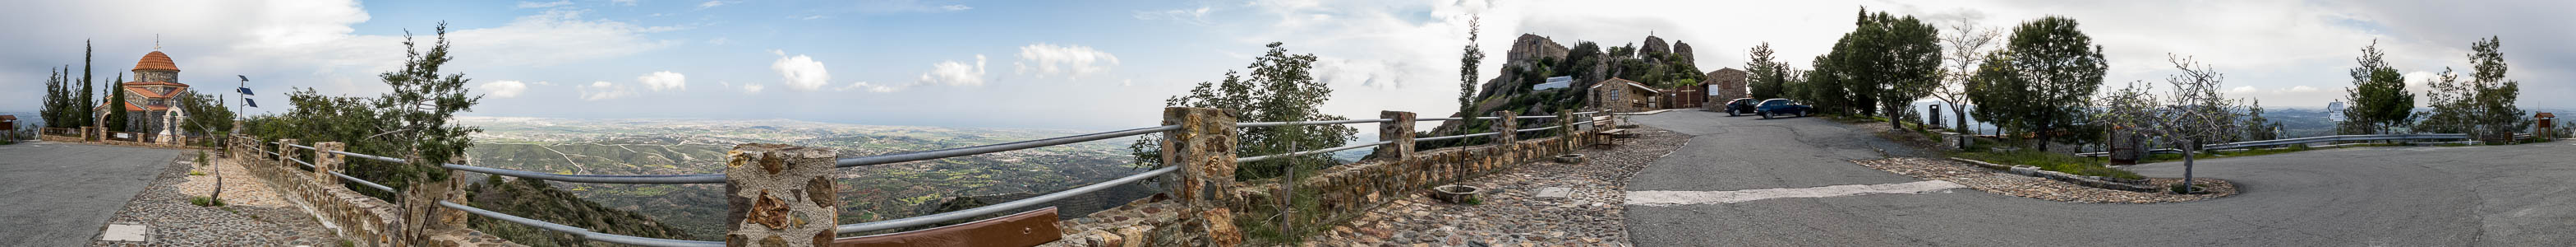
[2094,54,2238,193]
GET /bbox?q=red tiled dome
[133,51,179,72]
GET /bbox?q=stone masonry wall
[1057,131,1594,246]
[228,137,515,246]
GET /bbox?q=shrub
[189,170,205,176]
[189,196,225,207]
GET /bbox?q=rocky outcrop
[1671,41,1695,67]
[1641,35,1670,58]
[1504,34,1569,65]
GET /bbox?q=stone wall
[227,137,515,246]
[1055,109,1600,246]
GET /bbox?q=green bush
[189,196,225,207]
[1954,149,2143,179]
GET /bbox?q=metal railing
[2076,133,2471,156]
[233,110,1611,246]
[251,121,1185,246]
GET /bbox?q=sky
[2,0,2571,131]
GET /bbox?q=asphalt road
[1621,110,2576,246]
[0,142,182,246]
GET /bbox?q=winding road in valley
[1620,110,2576,246]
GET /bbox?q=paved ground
[0,142,184,246]
[1621,110,2576,246]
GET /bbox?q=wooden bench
[1601,128,1637,139]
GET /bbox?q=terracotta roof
[2540,112,2556,119]
[133,51,179,72]
[123,86,170,99]
[0,115,16,121]
[126,81,188,86]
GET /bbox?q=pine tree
[1744,42,1784,100]
[41,68,67,128]
[2243,99,2280,141]
[1969,16,2108,151]
[2343,40,2414,134]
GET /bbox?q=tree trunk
[2181,140,2198,193]
[1953,106,1970,147]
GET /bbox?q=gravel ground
[90,151,340,246]
[1854,157,2237,203]
[1303,128,1688,246]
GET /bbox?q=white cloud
[437,9,680,68]
[741,83,765,94]
[578,81,636,100]
[480,81,530,98]
[772,52,832,91]
[791,15,831,20]
[2230,86,2258,93]
[696,1,729,10]
[1122,79,1135,86]
[1134,7,1214,26]
[638,71,686,91]
[836,82,901,93]
[1015,43,1120,79]
[611,0,637,6]
[707,37,729,45]
[515,1,573,8]
[942,5,972,11]
[2286,86,2321,92]
[919,54,988,86]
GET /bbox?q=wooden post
[723,143,840,246]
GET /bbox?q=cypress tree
[80,40,97,128]
[105,73,129,132]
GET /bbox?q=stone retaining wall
[1055,108,1601,246]
[228,137,515,246]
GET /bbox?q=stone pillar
[315,142,345,185]
[722,143,839,246]
[277,139,299,167]
[1158,107,1243,246]
[1558,110,1577,148]
[399,152,472,245]
[1376,111,1415,160]
[1491,111,1518,145]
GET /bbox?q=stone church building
[92,50,191,143]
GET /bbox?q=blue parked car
[1754,99,1811,119]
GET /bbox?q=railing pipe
[835,125,1179,168]
[438,201,724,247]
[1417,132,1498,142]
[330,171,396,193]
[440,164,727,184]
[1417,118,1464,122]
[837,165,1179,235]
[1237,119,1392,128]
[1237,141,1391,163]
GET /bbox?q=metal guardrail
[2076,133,2472,156]
[2202,133,2468,150]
